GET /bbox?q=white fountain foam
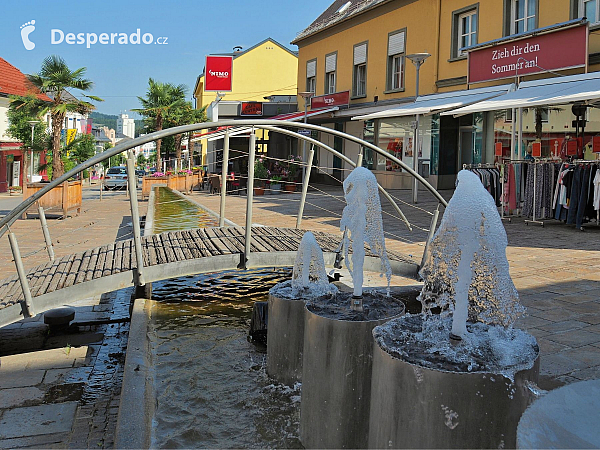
[270,231,338,299]
[419,169,525,337]
[340,167,392,297]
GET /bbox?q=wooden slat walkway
[0,226,412,310]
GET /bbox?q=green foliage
[6,95,47,153]
[254,157,268,187]
[68,133,96,165]
[136,153,147,167]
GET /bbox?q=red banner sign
[310,91,350,109]
[495,142,503,156]
[240,102,263,116]
[531,142,542,158]
[205,56,233,92]
[593,135,600,153]
[468,25,587,84]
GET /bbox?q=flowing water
[152,187,219,233]
[148,268,303,449]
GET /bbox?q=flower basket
[284,183,297,193]
[254,186,265,196]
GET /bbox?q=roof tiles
[0,57,51,101]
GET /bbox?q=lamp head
[27,120,40,127]
[406,53,431,65]
[298,91,314,100]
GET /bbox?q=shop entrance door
[459,128,473,169]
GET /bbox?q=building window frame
[352,41,368,99]
[579,0,600,23]
[325,51,337,94]
[385,29,406,93]
[450,4,479,61]
[507,0,538,35]
[306,58,317,94]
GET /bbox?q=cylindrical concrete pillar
[300,305,403,449]
[369,320,540,449]
[266,294,305,386]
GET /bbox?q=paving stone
[546,330,600,348]
[0,432,68,449]
[571,365,600,381]
[0,386,45,408]
[514,315,554,329]
[0,369,44,388]
[577,313,600,325]
[559,293,600,304]
[539,352,593,377]
[536,337,571,354]
[0,402,78,439]
[0,347,88,371]
[530,307,582,322]
[537,320,590,333]
[562,301,600,315]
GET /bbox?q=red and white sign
[205,56,233,92]
[468,25,588,84]
[240,102,263,116]
[310,91,350,109]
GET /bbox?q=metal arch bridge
[0,119,447,327]
[0,226,418,327]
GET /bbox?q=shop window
[352,42,368,98]
[306,59,317,93]
[580,0,599,23]
[451,5,478,59]
[362,120,375,170]
[325,52,337,94]
[510,0,537,34]
[386,30,405,91]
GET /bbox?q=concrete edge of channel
[115,297,154,449]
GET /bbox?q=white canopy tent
[351,84,512,121]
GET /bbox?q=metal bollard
[244,132,256,267]
[37,204,55,261]
[8,230,34,317]
[296,145,315,229]
[126,151,145,286]
[219,132,230,227]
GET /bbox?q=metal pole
[412,61,421,204]
[296,145,315,229]
[244,132,256,267]
[30,124,35,183]
[219,132,230,227]
[8,230,34,317]
[518,107,524,159]
[302,102,308,181]
[420,203,440,269]
[126,150,145,286]
[356,152,363,168]
[100,175,103,201]
[510,108,516,162]
[37,204,55,261]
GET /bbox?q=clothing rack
[463,163,511,222]
[568,160,600,230]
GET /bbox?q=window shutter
[354,43,367,65]
[388,32,405,56]
[306,60,316,78]
[326,53,337,73]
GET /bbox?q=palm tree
[133,79,187,171]
[167,102,206,167]
[14,55,103,180]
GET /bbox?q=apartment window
[451,5,478,59]
[386,30,405,91]
[580,0,599,23]
[353,42,367,98]
[325,52,337,94]
[511,0,537,34]
[306,59,317,93]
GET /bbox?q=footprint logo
[20,20,36,50]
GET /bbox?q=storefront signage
[310,91,350,109]
[240,102,263,116]
[205,55,233,92]
[532,142,542,158]
[6,154,14,163]
[495,142,503,156]
[468,25,588,84]
[593,135,600,153]
[566,139,578,156]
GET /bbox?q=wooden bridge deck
[0,226,414,312]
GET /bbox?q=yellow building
[293,0,600,189]
[193,38,299,171]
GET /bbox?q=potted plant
[254,157,267,195]
[285,155,301,192]
[270,174,282,194]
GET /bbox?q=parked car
[104,166,129,190]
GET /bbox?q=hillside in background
[90,112,145,136]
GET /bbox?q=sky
[1,0,330,118]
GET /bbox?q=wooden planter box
[22,180,82,219]
[141,174,194,200]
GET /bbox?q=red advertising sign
[468,25,588,84]
[205,56,233,92]
[310,91,350,109]
[593,135,600,153]
[531,142,542,158]
[567,139,578,156]
[240,102,263,116]
[495,142,503,156]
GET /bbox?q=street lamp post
[298,91,313,181]
[406,53,430,204]
[27,120,39,183]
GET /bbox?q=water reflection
[150,268,303,449]
[152,187,219,234]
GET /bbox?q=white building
[117,113,135,139]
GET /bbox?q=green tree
[12,55,103,180]
[136,153,147,167]
[132,78,187,171]
[6,94,48,182]
[168,102,207,167]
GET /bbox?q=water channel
[147,187,301,447]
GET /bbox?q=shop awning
[351,85,512,121]
[193,107,339,142]
[442,72,600,116]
